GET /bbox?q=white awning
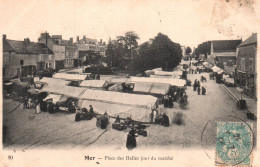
[79,80,108,88]
[211,66,222,72]
[44,94,63,104]
[53,73,88,81]
[41,84,86,98]
[78,100,151,122]
[154,70,182,76]
[130,77,186,87]
[79,89,157,109]
[133,82,170,95]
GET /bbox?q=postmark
[215,122,253,166]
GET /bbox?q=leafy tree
[134,33,182,73]
[185,46,192,55]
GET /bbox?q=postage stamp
[216,122,253,166]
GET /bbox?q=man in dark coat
[75,110,81,122]
[23,97,28,109]
[202,86,206,95]
[193,79,197,91]
[197,86,201,95]
[162,113,170,127]
[126,128,137,150]
[89,105,94,116]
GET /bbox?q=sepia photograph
[1,0,259,166]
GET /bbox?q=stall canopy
[41,83,86,98]
[43,94,67,104]
[150,75,176,79]
[133,82,170,95]
[53,73,88,81]
[202,62,213,68]
[79,80,108,89]
[79,89,157,109]
[108,84,123,92]
[225,78,235,84]
[108,77,130,84]
[78,89,158,122]
[211,66,222,72]
[130,77,186,87]
[154,70,182,76]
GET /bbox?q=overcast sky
[1,0,259,48]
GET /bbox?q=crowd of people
[193,79,206,95]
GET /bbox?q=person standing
[23,97,28,109]
[197,86,201,95]
[193,79,197,91]
[162,113,170,127]
[197,81,200,88]
[126,127,137,150]
[202,86,206,95]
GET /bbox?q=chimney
[70,37,73,44]
[77,36,79,42]
[3,34,6,40]
[83,35,86,41]
[24,38,30,44]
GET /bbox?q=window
[66,51,69,56]
[39,55,43,61]
[45,63,48,68]
[49,63,52,68]
[4,56,9,65]
[241,58,245,71]
[66,58,69,65]
[20,60,24,65]
[249,58,253,72]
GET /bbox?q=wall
[53,45,65,61]
[3,52,37,78]
[236,44,256,73]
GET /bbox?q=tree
[185,46,192,55]
[134,33,182,73]
[116,31,140,59]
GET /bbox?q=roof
[79,80,108,88]
[133,82,170,95]
[130,77,186,87]
[3,39,15,52]
[79,89,157,109]
[78,37,98,44]
[212,40,242,52]
[238,33,257,47]
[4,39,53,54]
[53,73,88,81]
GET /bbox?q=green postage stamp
[216,122,253,166]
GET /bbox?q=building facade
[75,35,106,65]
[3,35,54,80]
[235,33,257,98]
[38,32,79,70]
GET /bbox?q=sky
[0,0,259,48]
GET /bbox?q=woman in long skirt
[126,128,137,150]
